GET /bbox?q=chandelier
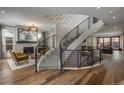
[28,24,38,32]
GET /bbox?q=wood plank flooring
[0,51,124,85]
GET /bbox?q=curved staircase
[36,16,104,72]
[37,48,60,71]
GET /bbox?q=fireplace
[23,47,34,53]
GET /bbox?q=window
[104,38,110,47]
[112,37,120,49]
[97,36,120,49]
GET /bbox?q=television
[23,47,34,53]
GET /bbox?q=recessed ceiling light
[1,10,5,14]
[112,16,116,19]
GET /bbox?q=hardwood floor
[0,50,124,85]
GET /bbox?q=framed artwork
[17,28,38,43]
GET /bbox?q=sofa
[101,47,113,54]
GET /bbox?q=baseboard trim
[63,61,103,70]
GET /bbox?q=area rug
[7,59,35,70]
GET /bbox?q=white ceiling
[0,7,124,29]
[94,26,123,37]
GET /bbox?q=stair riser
[46,56,59,59]
[44,59,59,61]
[41,61,59,64]
[39,66,59,70]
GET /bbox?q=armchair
[9,50,29,66]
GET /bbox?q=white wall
[56,15,88,47]
[47,27,57,48]
[94,26,123,37]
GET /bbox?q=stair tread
[41,61,58,64]
[43,59,59,61]
[47,55,59,57]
